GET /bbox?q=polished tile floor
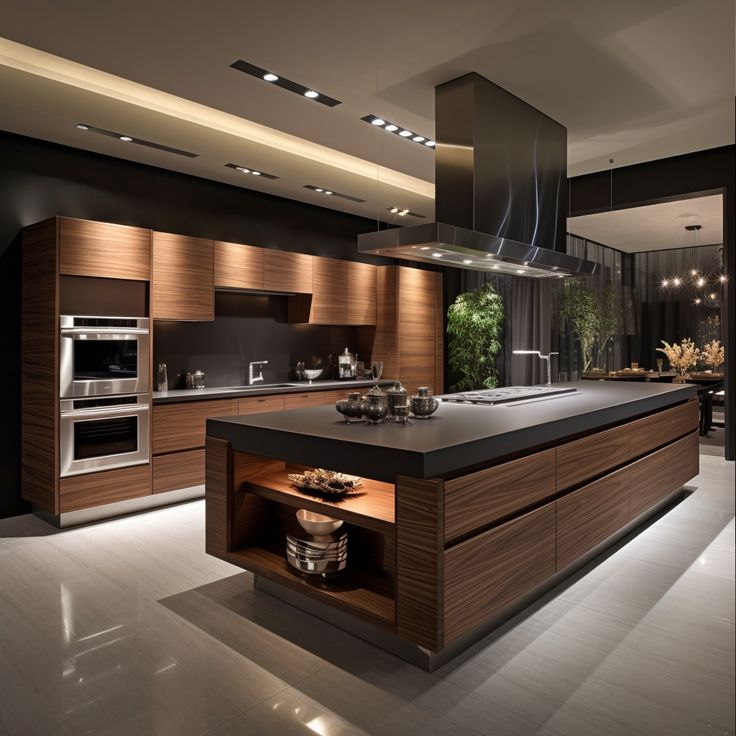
[1,453,733,736]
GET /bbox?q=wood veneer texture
[238,394,286,414]
[310,256,347,324]
[396,475,444,651]
[59,464,151,512]
[59,217,151,281]
[205,436,232,558]
[263,250,313,294]
[556,466,631,569]
[444,448,556,542]
[152,231,214,320]
[21,218,59,513]
[629,430,699,518]
[153,398,237,454]
[556,423,630,491]
[371,266,400,379]
[443,503,556,644]
[347,261,377,325]
[283,392,326,410]
[152,450,205,494]
[214,241,264,290]
[628,398,699,457]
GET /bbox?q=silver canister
[410,386,439,419]
[193,370,205,389]
[386,380,408,420]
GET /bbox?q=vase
[673,371,689,384]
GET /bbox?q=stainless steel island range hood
[358,73,599,278]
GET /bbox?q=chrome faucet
[248,360,268,385]
[513,350,559,386]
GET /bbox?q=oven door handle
[60,404,150,419]
[60,327,150,337]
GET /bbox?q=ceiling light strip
[304,185,365,203]
[75,123,198,157]
[230,59,341,107]
[387,206,425,218]
[361,115,434,148]
[225,162,278,179]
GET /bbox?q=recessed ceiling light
[412,136,425,142]
[673,277,681,286]
[360,115,432,148]
[709,292,717,299]
[400,208,409,215]
[694,298,701,304]
[662,279,669,287]
[462,259,472,265]
[390,207,399,214]
[697,277,705,286]
[425,140,436,147]
[431,252,442,258]
[231,60,341,106]
[304,185,365,202]
[371,118,386,126]
[225,163,278,179]
[398,210,406,216]
[385,124,398,132]
[690,269,698,276]
[399,130,413,137]
[77,123,198,157]
[720,274,727,282]
[516,269,526,274]
[420,246,431,251]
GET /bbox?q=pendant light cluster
[659,226,727,307]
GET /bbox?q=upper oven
[60,316,150,398]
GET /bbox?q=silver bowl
[296,509,344,536]
[303,368,323,384]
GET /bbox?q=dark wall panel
[0,130,387,518]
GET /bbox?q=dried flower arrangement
[288,469,363,497]
[656,338,700,382]
[701,339,725,371]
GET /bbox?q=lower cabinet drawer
[628,399,699,457]
[238,394,285,415]
[152,450,205,494]
[629,430,699,519]
[443,503,556,644]
[153,399,237,453]
[284,392,325,410]
[319,390,345,405]
[556,466,630,570]
[444,449,555,542]
[59,464,151,512]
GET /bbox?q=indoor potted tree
[447,282,504,391]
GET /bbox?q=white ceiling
[567,194,724,252]
[0,0,734,225]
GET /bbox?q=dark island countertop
[153,379,394,404]
[205,381,697,481]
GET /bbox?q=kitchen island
[205,381,700,669]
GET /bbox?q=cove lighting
[231,59,341,106]
[360,115,433,148]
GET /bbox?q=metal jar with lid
[385,380,408,420]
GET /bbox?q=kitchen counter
[205,380,700,669]
[153,378,394,404]
[206,381,696,481]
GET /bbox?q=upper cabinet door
[152,232,214,320]
[347,262,377,325]
[310,256,347,324]
[214,241,264,290]
[59,218,151,281]
[263,250,313,294]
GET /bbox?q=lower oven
[60,394,150,477]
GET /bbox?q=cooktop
[440,386,578,406]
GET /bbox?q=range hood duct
[358,73,599,278]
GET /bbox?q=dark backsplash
[153,291,359,388]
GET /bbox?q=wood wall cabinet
[310,256,347,324]
[59,217,151,281]
[263,250,313,294]
[152,231,214,320]
[347,262,377,325]
[214,241,264,290]
[369,266,444,393]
